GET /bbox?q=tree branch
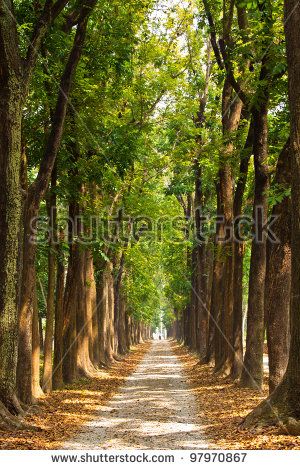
[31,0,98,204]
[202,0,224,70]
[23,0,70,87]
[218,38,249,106]
[202,0,249,107]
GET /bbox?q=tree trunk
[108,265,115,355]
[86,251,99,367]
[204,246,214,352]
[215,78,243,375]
[17,198,37,404]
[62,203,79,383]
[125,313,131,351]
[133,320,139,345]
[0,3,25,419]
[265,140,291,393]
[98,262,115,366]
[194,162,208,358]
[0,83,23,417]
[113,247,129,356]
[118,293,128,355]
[180,195,192,347]
[231,118,253,379]
[189,247,198,351]
[85,250,95,366]
[192,41,212,358]
[53,236,65,389]
[137,322,143,343]
[240,78,269,390]
[32,283,43,400]
[75,216,94,377]
[42,172,57,393]
[205,186,222,366]
[76,246,93,377]
[39,314,44,353]
[284,0,300,419]
[113,255,121,356]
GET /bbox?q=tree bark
[17,198,37,403]
[125,313,131,351]
[240,74,269,390]
[113,255,121,356]
[194,162,208,358]
[285,0,300,417]
[193,44,212,357]
[39,314,44,353]
[205,184,222,365]
[85,251,99,367]
[202,248,214,359]
[53,235,65,389]
[189,247,198,351]
[231,118,254,379]
[32,282,44,400]
[76,245,94,377]
[85,251,95,366]
[98,262,115,366]
[114,252,128,355]
[108,267,115,355]
[215,77,243,375]
[62,203,79,383]
[42,171,57,392]
[265,140,291,392]
[0,3,23,419]
[118,293,128,355]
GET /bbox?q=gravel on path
[64,340,208,450]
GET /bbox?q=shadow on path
[64,340,208,450]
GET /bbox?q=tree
[0,0,69,425]
[241,0,300,430]
[17,0,98,405]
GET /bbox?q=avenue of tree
[0,0,300,436]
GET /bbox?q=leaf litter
[174,341,300,450]
[0,343,151,450]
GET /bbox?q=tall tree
[0,0,69,422]
[242,0,300,429]
[17,0,98,404]
[240,1,272,390]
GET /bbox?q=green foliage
[29,0,289,328]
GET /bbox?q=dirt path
[64,340,208,450]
